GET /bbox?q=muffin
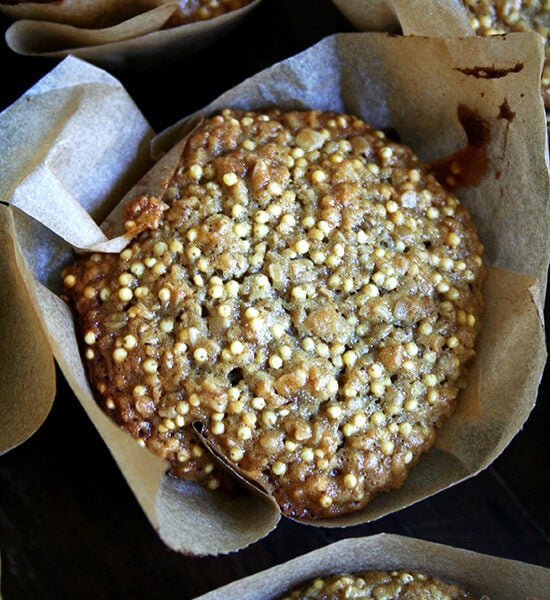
[279,569,478,599]
[62,108,484,520]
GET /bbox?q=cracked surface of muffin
[279,570,477,599]
[63,109,484,519]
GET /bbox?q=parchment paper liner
[193,534,550,600]
[1,0,548,554]
[1,0,179,27]
[0,207,55,453]
[0,0,263,68]
[331,0,474,37]
[331,0,399,33]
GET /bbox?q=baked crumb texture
[279,570,477,600]
[462,0,550,108]
[63,109,483,520]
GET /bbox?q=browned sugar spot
[497,98,515,122]
[455,62,524,79]
[428,104,490,190]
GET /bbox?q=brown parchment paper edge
[0,205,55,454]
[331,0,400,33]
[331,0,475,37]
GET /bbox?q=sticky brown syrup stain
[497,98,515,122]
[455,62,524,79]
[497,98,516,155]
[428,104,490,190]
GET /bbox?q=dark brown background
[0,1,548,598]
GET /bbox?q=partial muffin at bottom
[279,569,478,599]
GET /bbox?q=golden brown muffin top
[64,109,483,519]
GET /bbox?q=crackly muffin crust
[279,570,477,599]
[63,109,483,519]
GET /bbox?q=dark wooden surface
[0,1,549,598]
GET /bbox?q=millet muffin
[63,108,484,520]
